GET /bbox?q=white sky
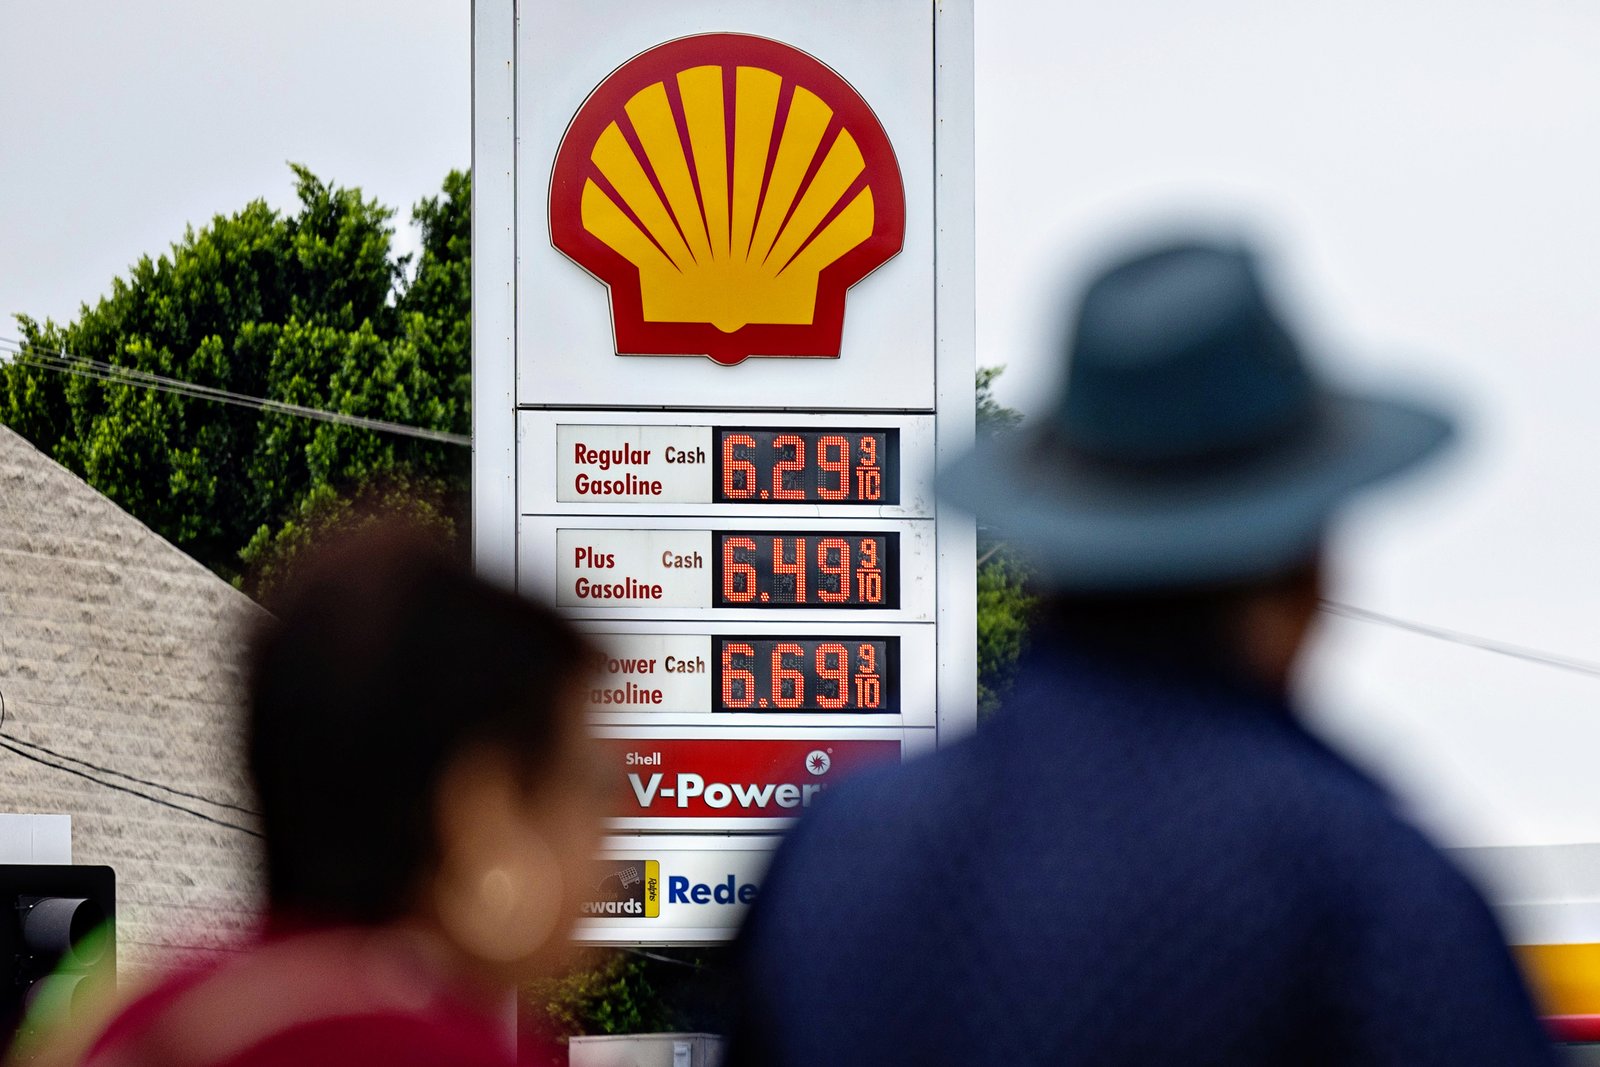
[2,0,1599,847]
[0,0,469,322]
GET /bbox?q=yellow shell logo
[550,34,906,366]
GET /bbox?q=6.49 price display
[713,532,898,609]
[714,637,897,713]
[715,429,898,505]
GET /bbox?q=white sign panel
[587,633,714,712]
[514,1,936,410]
[579,836,783,941]
[0,814,71,864]
[558,424,714,504]
[559,529,713,609]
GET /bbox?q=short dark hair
[245,523,595,925]
[1039,560,1319,686]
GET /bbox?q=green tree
[974,367,1037,718]
[976,364,1023,441]
[0,165,471,588]
[526,951,666,1056]
[522,948,732,1064]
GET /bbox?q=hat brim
[939,389,1454,591]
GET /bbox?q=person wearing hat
[727,239,1558,1065]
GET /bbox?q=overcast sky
[3,1,1599,848]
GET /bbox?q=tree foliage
[527,951,666,1053]
[523,949,732,1063]
[974,367,1038,718]
[976,364,1024,441]
[0,165,471,588]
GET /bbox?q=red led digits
[856,537,884,604]
[816,537,851,602]
[712,429,898,504]
[772,643,805,708]
[856,434,882,501]
[817,435,849,500]
[855,642,882,708]
[771,434,806,500]
[713,533,895,608]
[721,642,755,707]
[712,637,896,713]
[722,536,757,602]
[771,537,807,603]
[815,642,848,708]
[721,433,757,499]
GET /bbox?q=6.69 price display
[715,637,898,713]
[713,532,898,609]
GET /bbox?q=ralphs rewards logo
[550,33,906,366]
[603,737,902,820]
[583,859,661,918]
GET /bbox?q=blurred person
[730,239,1559,1065]
[31,523,603,1066]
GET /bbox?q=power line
[0,738,261,838]
[0,684,260,831]
[1319,601,1600,680]
[3,338,469,446]
[976,536,1600,683]
[623,947,706,969]
[0,336,469,447]
[0,730,259,817]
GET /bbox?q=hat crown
[1056,242,1315,463]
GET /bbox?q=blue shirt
[731,647,1557,1065]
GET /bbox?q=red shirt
[78,928,548,1067]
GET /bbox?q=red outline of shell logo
[549,33,906,367]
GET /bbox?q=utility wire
[976,537,1600,683]
[1319,601,1600,680]
[0,684,260,830]
[0,731,259,816]
[0,738,261,838]
[623,947,705,969]
[0,336,469,447]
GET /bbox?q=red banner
[602,737,902,819]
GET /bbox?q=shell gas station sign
[473,0,975,944]
[548,33,906,366]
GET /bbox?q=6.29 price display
[715,637,897,713]
[715,429,898,505]
[714,532,898,609]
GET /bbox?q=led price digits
[714,638,896,713]
[714,533,897,609]
[714,429,898,504]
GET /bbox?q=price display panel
[714,532,897,609]
[715,429,899,505]
[573,624,936,726]
[526,413,934,517]
[714,637,898,714]
[532,520,934,619]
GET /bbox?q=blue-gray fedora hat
[939,239,1454,591]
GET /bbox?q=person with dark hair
[47,524,602,1067]
[730,239,1559,1064]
